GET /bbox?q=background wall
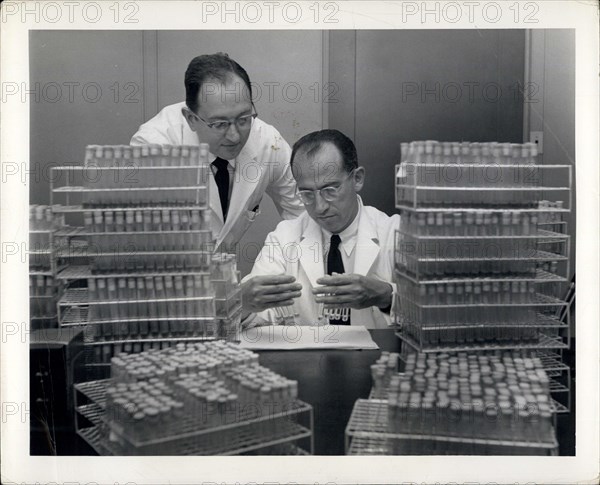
[29,30,146,198]
[329,30,526,216]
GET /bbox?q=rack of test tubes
[393,141,572,354]
[50,144,242,370]
[73,341,314,455]
[345,350,558,455]
[29,205,65,329]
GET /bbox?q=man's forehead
[197,74,252,109]
[298,142,342,166]
[294,143,345,183]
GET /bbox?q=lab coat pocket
[244,204,261,223]
[228,206,261,248]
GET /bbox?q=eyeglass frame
[191,104,258,133]
[296,169,356,205]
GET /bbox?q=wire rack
[57,265,213,280]
[60,288,218,306]
[54,204,208,213]
[345,399,558,455]
[74,379,314,455]
[389,145,574,438]
[368,382,568,415]
[398,268,566,285]
[396,331,568,354]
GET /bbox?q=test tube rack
[393,140,573,415]
[344,140,574,456]
[346,350,559,455]
[50,144,242,370]
[393,141,572,357]
[73,342,314,455]
[29,205,65,330]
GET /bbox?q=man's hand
[242,275,302,318]
[313,274,392,311]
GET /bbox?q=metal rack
[74,379,314,455]
[345,141,573,456]
[50,144,242,370]
[29,205,66,330]
[395,162,572,210]
[345,399,558,455]
[393,148,572,357]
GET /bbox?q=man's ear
[182,106,197,132]
[353,166,366,192]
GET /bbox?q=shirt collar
[322,196,362,257]
[209,153,236,169]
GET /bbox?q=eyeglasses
[191,106,258,133]
[296,171,354,205]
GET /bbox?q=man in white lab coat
[130,53,304,252]
[242,129,400,329]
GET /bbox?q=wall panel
[330,30,526,215]
[29,31,146,204]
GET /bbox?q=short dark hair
[184,53,252,113]
[291,129,358,173]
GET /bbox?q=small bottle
[125,210,135,232]
[104,210,115,233]
[140,145,151,167]
[134,210,143,231]
[146,277,159,336]
[115,210,125,232]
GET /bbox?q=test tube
[140,145,151,169]
[465,212,475,237]
[195,276,209,336]
[192,209,204,232]
[155,276,169,337]
[125,277,137,332]
[124,210,135,233]
[146,277,159,336]
[161,146,171,184]
[163,275,176,337]
[435,212,444,238]
[180,215,193,252]
[172,210,182,232]
[133,210,142,232]
[475,212,484,237]
[143,211,152,232]
[83,211,93,233]
[95,277,107,321]
[483,213,492,238]
[151,210,161,234]
[137,277,148,336]
[104,211,114,233]
[115,210,125,232]
[107,277,119,331]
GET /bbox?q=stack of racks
[50,144,242,369]
[394,140,571,356]
[74,341,313,455]
[394,140,572,413]
[29,205,65,330]
[345,140,573,455]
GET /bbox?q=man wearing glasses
[130,53,304,251]
[242,129,400,328]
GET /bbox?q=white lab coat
[130,102,305,251]
[244,200,401,329]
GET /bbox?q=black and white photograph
[1,2,598,484]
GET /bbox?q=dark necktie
[327,234,350,325]
[212,157,230,221]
